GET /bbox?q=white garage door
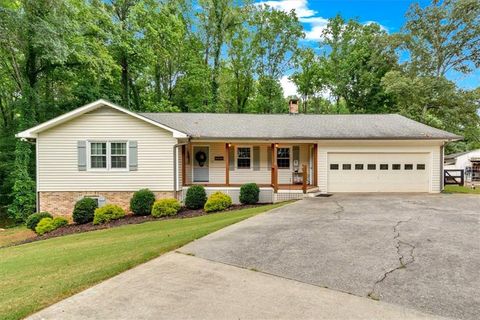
[327,153,430,192]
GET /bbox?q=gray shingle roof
[139,112,462,140]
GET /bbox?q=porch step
[307,191,330,198]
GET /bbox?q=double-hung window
[237,147,251,169]
[111,142,127,169]
[90,142,107,169]
[89,141,128,170]
[277,148,290,169]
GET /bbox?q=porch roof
[139,112,461,141]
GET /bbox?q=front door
[193,146,209,182]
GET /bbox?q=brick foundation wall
[39,191,176,217]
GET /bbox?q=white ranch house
[17,99,461,216]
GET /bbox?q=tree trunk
[120,53,130,108]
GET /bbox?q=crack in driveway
[331,200,344,219]
[368,218,415,300]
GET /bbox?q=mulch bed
[10,204,265,247]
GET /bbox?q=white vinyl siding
[37,107,177,191]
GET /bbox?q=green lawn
[443,185,480,194]
[0,203,286,320]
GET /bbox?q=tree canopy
[0,0,478,221]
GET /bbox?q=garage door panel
[327,153,430,192]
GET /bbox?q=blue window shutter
[129,141,138,171]
[253,146,260,171]
[77,141,87,171]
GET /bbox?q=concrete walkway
[28,252,443,320]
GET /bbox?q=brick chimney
[289,97,299,114]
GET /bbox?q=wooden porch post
[271,143,278,192]
[313,143,318,186]
[181,145,186,186]
[225,143,230,186]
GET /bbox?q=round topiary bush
[35,218,55,235]
[52,217,68,229]
[185,185,207,209]
[26,212,53,231]
[72,198,97,224]
[35,216,68,235]
[93,204,126,225]
[152,198,181,218]
[239,183,260,204]
[130,189,156,215]
[204,192,232,213]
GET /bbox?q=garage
[327,153,430,192]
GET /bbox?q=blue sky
[256,0,479,95]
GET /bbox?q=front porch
[179,141,319,202]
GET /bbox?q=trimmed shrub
[35,218,55,235]
[26,212,53,231]
[72,197,97,224]
[204,192,232,213]
[185,185,207,209]
[52,217,68,229]
[239,183,260,204]
[93,204,126,225]
[130,189,156,216]
[152,198,181,218]
[35,217,69,235]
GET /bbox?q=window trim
[342,164,352,170]
[87,140,129,171]
[236,146,252,170]
[355,164,364,170]
[404,164,414,170]
[330,163,339,170]
[276,146,291,170]
[380,164,389,170]
[417,164,426,170]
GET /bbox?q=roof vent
[289,97,299,114]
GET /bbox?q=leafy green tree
[221,10,255,113]
[196,0,239,106]
[382,71,480,151]
[249,4,303,113]
[400,0,480,77]
[318,15,397,113]
[291,48,322,113]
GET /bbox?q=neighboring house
[17,99,461,216]
[444,149,480,183]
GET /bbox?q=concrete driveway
[181,194,480,320]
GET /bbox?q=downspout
[440,141,445,190]
[173,140,190,198]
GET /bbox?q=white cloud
[363,21,389,32]
[257,0,317,18]
[299,16,329,41]
[280,76,298,97]
[257,1,388,42]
